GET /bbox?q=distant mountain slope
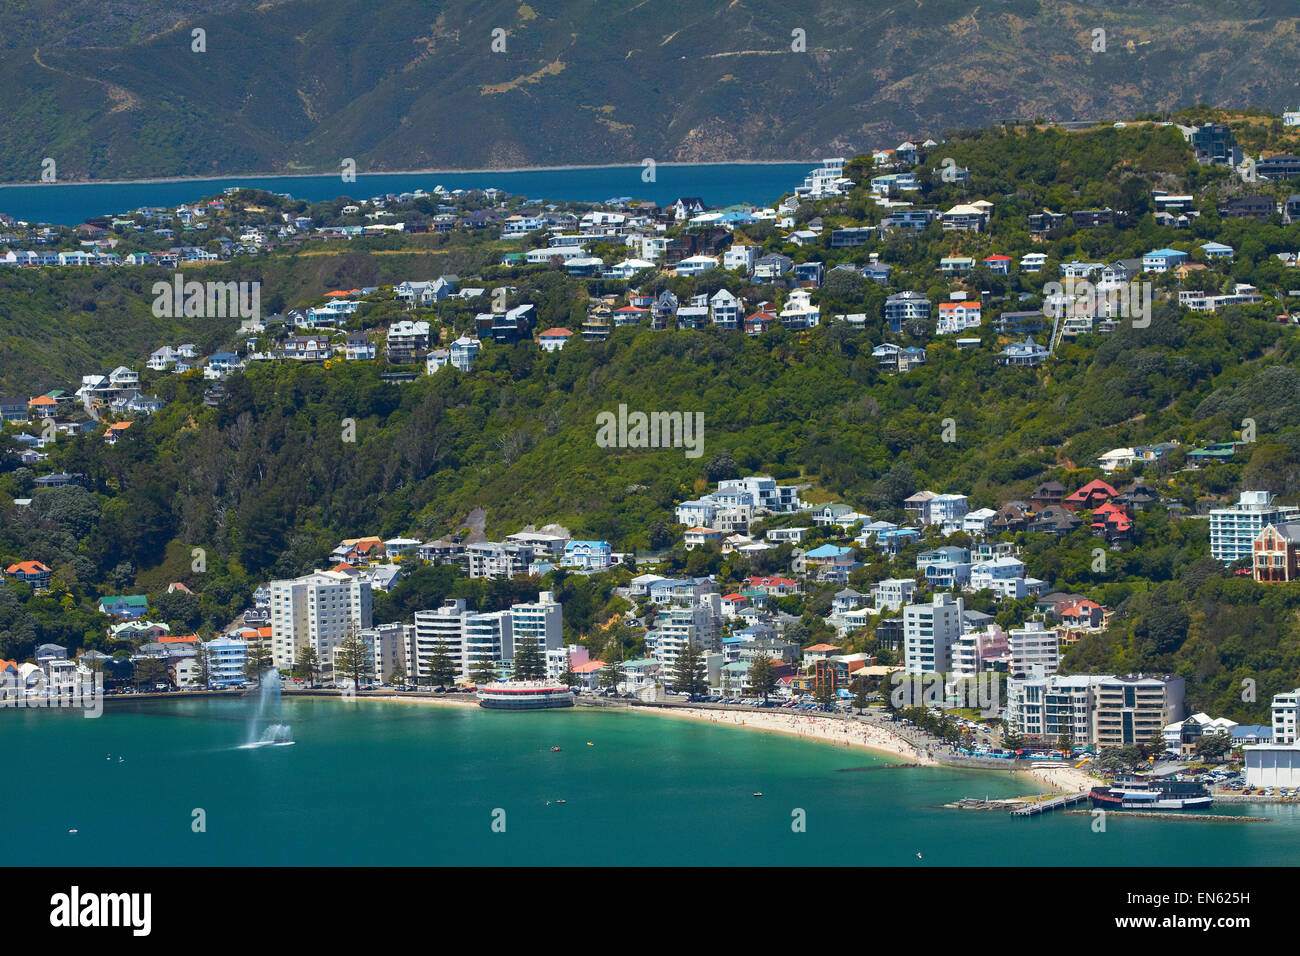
[2,0,1300,181]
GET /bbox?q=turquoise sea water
[0,163,814,227]
[5,698,1298,866]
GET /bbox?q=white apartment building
[969,556,1030,600]
[509,591,564,662]
[649,594,723,672]
[722,243,757,273]
[710,289,743,329]
[1272,687,1300,745]
[1093,675,1185,748]
[204,636,248,688]
[1007,674,1105,743]
[871,577,916,612]
[951,625,1008,681]
[269,571,373,672]
[462,610,512,680]
[1209,491,1300,564]
[716,476,803,513]
[1008,622,1060,678]
[411,593,563,683]
[464,541,535,579]
[357,622,415,684]
[413,599,473,682]
[905,491,969,528]
[903,593,964,674]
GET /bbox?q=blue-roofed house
[1200,241,1234,260]
[1142,248,1189,273]
[802,544,859,582]
[1232,724,1272,746]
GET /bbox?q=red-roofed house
[538,328,574,352]
[802,643,842,664]
[721,593,750,617]
[613,305,649,327]
[571,659,607,690]
[1058,599,1105,629]
[1063,479,1119,512]
[1089,501,1132,541]
[744,303,779,336]
[983,254,1012,274]
[936,300,982,334]
[744,575,802,596]
[5,560,52,590]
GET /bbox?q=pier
[1064,810,1270,823]
[1010,792,1090,816]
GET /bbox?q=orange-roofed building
[744,575,802,595]
[570,659,607,690]
[104,421,133,443]
[332,536,385,564]
[28,395,57,410]
[1058,599,1105,629]
[721,593,749,617]
[802,643,842,664]
[159,635,200,644]
[5,560,52,590]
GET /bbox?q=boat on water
[1089,777,1212,811]
[477,680,576,711]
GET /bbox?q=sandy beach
[1022,763,1099,794]
[348,695,1099,793]
[636,705,938,765]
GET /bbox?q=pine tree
[749,654,777,702]
[470,658,499,687]
[335,626,370,691]
[244,643,273,682]
[601,651,625,694]
[427,641,458,688]
[673,642,708,698]
[512,639,545,680]
[293,645,319,686]
[852,676,870,714]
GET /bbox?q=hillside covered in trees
[4,118,1300,721]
